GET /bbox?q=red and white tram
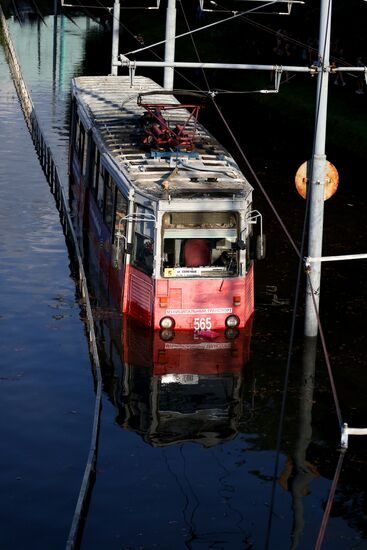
[69,76,263,333]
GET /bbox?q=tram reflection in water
[96,315,253,447]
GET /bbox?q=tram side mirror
[236,240,246,250]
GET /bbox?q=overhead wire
[92,0,205,92]
[306,273,343,427]
[176,4,304,262]
[94,0,293,97]
[178,0,211,92]
[122,1,283,57]
[211,99,301,257]
[214,1,358,73]
[87,0,356,95]
[97,0,345,98]
[314,448,346,550]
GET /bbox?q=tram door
[125,206,155,326]
[108,188,128,306]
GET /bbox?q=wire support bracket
[260,66,282,93]
[304,252,367,271]
[128,60,137,86]
[341,423,367,449]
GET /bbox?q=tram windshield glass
[162,211,239,278]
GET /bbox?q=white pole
[304,0,332,338]
[164,0,176,90]
[111,0,120,76]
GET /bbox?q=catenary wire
[122,1,283,57]
[314,449,346,549]
[211,98,301,257]
[178,0,211,92]
[214,1,357,70]
[306,273,343,427]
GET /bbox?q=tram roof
[72,76,253,201]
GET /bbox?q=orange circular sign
[295,160,339,200]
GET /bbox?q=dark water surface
[0,36,94,549]
[1,12,367,550]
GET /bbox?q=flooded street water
[0,32,94,548]
[1,10,367,550]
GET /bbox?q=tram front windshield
[162,211,239,278]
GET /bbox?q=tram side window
[90,143,100,195]
[131,206,154,276]
[96,164,106,212]
[74,116,81,156]
[81,132,88,178]
[103,174,116,234]
[75,117,87,174]
[114,191,128,245]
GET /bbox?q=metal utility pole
[111,0,120,76]
[163,0,176,89]
[304,0,332,338]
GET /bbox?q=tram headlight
[225,315,239,328]
[160,316,175,329]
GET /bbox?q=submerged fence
[0,7,102,549]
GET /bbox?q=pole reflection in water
[52,1,57,93]
[278,337,319,549]
[94,313,253,448]
[59,14,66,95]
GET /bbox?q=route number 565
[193,317,212,331]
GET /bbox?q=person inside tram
[183,239,211,267]
[182,239,235,270]
[162,237,237,274]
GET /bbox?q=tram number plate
[193,317,212,331]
